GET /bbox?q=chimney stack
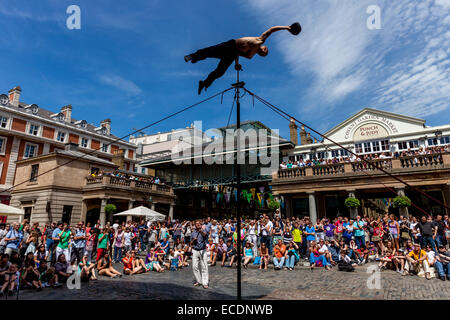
[100,119,111,135]
[65,142,79,152]
[61,105,72,123]
[306,132,313,144]
[299,125,307,145]
[288,118,298,145]
[8,86,21,106]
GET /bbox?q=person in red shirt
[122,251,142,275]
[334,217,344,242]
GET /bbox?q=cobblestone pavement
[17,262,450,300]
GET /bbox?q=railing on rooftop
[275,152,449,181]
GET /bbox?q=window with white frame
[355,140,390,154]
[380,140,389,151]
[428,138,438,146]
[0,116,8,128]
[80,137,89,148]
[28,124,40,136]
[408,140,419,149]
[398,141,408,150]
[101,143,109,153]
[372,141,381,152]
[0,137,5,154]
[355,143,363,154]
[440,136,450,145]
[56,131,66,143]
[24,143,38,159]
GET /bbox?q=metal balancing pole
[232,69,245,300]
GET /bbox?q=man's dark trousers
[191,40,237,88]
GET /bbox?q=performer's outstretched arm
[260,26,291,42]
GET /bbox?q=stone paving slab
[16,262,450,300]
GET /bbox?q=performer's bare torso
[235,37,264,59]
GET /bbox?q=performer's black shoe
[184,55,197,63]
[198,80,206,95]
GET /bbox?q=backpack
[338,262,355,272]
[170,258,179,271]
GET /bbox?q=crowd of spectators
[1,210,449,296]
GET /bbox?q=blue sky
[0,0,449,140]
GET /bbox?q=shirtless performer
[185,23,301,94]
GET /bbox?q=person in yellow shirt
[406,243,431,279]
[291,222,302,256]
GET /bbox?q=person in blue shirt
[304,221,316,254]
[352,216,366,248]
[160,237,169,255]
[4,223,23,257]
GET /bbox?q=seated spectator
[123,251,142,275]
[0,263,19,297]
[337,250,356,271]
[54,253,71,285]
[378,241,396,271]
[284,242,299,271]
[97,254,122,278]
[405,243,431,280]
[215,238,227,267]
[225,240,237,268]
[435,245,450,281]
[206,238,217,266]
[21,252,42,291]
[78,254,97,281]
[37,259,59,287]
[259,242,269,270]
[273,239,286,270]
[155,245,166,265]
[309,243,331,270]
[242,241,254,269]
[0,253,11,286]
[145,248,164,272]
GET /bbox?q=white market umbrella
[114,205,166,221]
[0,203,24,216]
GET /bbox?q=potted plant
[104,203,117,223]
[344,197,360,208]
[393,196,411,208]
[393,196,411,218]
[344,197,360,219]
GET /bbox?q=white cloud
[243,0,450,118]
[98,74,142,96]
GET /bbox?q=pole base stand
[232,81,245,88]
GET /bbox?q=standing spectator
[414,216,437,252]
[56,224,71,261]
[96,227,110,262]
[0,224,10,255]
[44,222,56,265]
[353,216,366,248]
[4,222,23,257]
[71,222,86,267]
[304,221,316,253]
[433,215,447,248]
[113,226,124,263]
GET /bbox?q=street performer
[185,23,301,94]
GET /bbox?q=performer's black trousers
[191,39,237,88]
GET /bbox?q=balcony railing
[85,175,173,194]
[275,153,449,181]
